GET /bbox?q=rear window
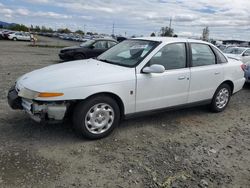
[211,46,228,63]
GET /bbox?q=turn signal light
[38,92,64,98]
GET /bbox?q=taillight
[241,64,247,71]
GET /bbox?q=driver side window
[149,43,186,70]
[93,41,107,49]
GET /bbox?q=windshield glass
[224,47,246,55]
[97,40,160,67]
[80,40,95,47]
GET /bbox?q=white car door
[15,33,22,40]
[136,43,190,112]
[188,43,224,103]
[241,49,250,63]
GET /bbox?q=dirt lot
[0,37,250,188]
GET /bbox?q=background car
[8,32,34,41]
[223,47,250,63]
[59,38,118,61]
[243,62,250,83]
[1,30,15,40]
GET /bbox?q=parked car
[8,32,34,41]
[59,39,118,61]
[2,30,15,40]
[116,36,127,43]
[8,38,245,139]
[223,47,250,63]
[243,62,250,83]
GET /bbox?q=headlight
[18,88,39,99]
[18,88,64,99]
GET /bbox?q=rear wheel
[13,37,17,41]
[210,84,231,112]
[73,95,120,139]
[74,53,85,60]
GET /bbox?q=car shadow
[2,105,210,143]
[119,105,209,130]
[243,83,250,89]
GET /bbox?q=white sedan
[8,32,34,41]
[224,47,250,63]
[8,37,245,139]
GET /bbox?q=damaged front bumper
[8,86,68,122]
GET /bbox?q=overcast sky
[0,0,249,40]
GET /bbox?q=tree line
[2,24,86,35]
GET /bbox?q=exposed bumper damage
[8,85,68,122]
[22,99,68,122]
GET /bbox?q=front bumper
[7,86,23,110]
[7,86,68,122]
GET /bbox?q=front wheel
[73,95,120,139]
[210,84,231,112]
[13,37,17,41]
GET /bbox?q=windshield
[80,40,95,47]
[224,47,246,55]
[97,40,160,67]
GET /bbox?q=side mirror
[243,53,250,57]
[142,64,165,74]
[89,45,95,49]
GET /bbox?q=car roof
[134,37,211,45]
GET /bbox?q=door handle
[214,72,220,75]
[178,76,186,80]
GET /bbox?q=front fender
[35,80,136,114]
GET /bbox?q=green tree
[160,26,174,37]
[9,24,29,32]
[150,32,156,37]
[75,30,84,35]
[34,26,41,32]
[57,28,71,33]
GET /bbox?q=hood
[17,59,134,92]
[61,45,82,51]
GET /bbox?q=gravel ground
[0,37,250,188]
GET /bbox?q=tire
[13,37,17,41]
[73,95,120,139]
[74,53,85,60]
[210,84,232,113]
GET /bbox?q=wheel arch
[71,92,125,119]
[220,80,234,93]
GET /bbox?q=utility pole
[169,17,172,30]
[112,23,115,36]
[84,24,86,34]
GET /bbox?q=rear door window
[191,43,216,67]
